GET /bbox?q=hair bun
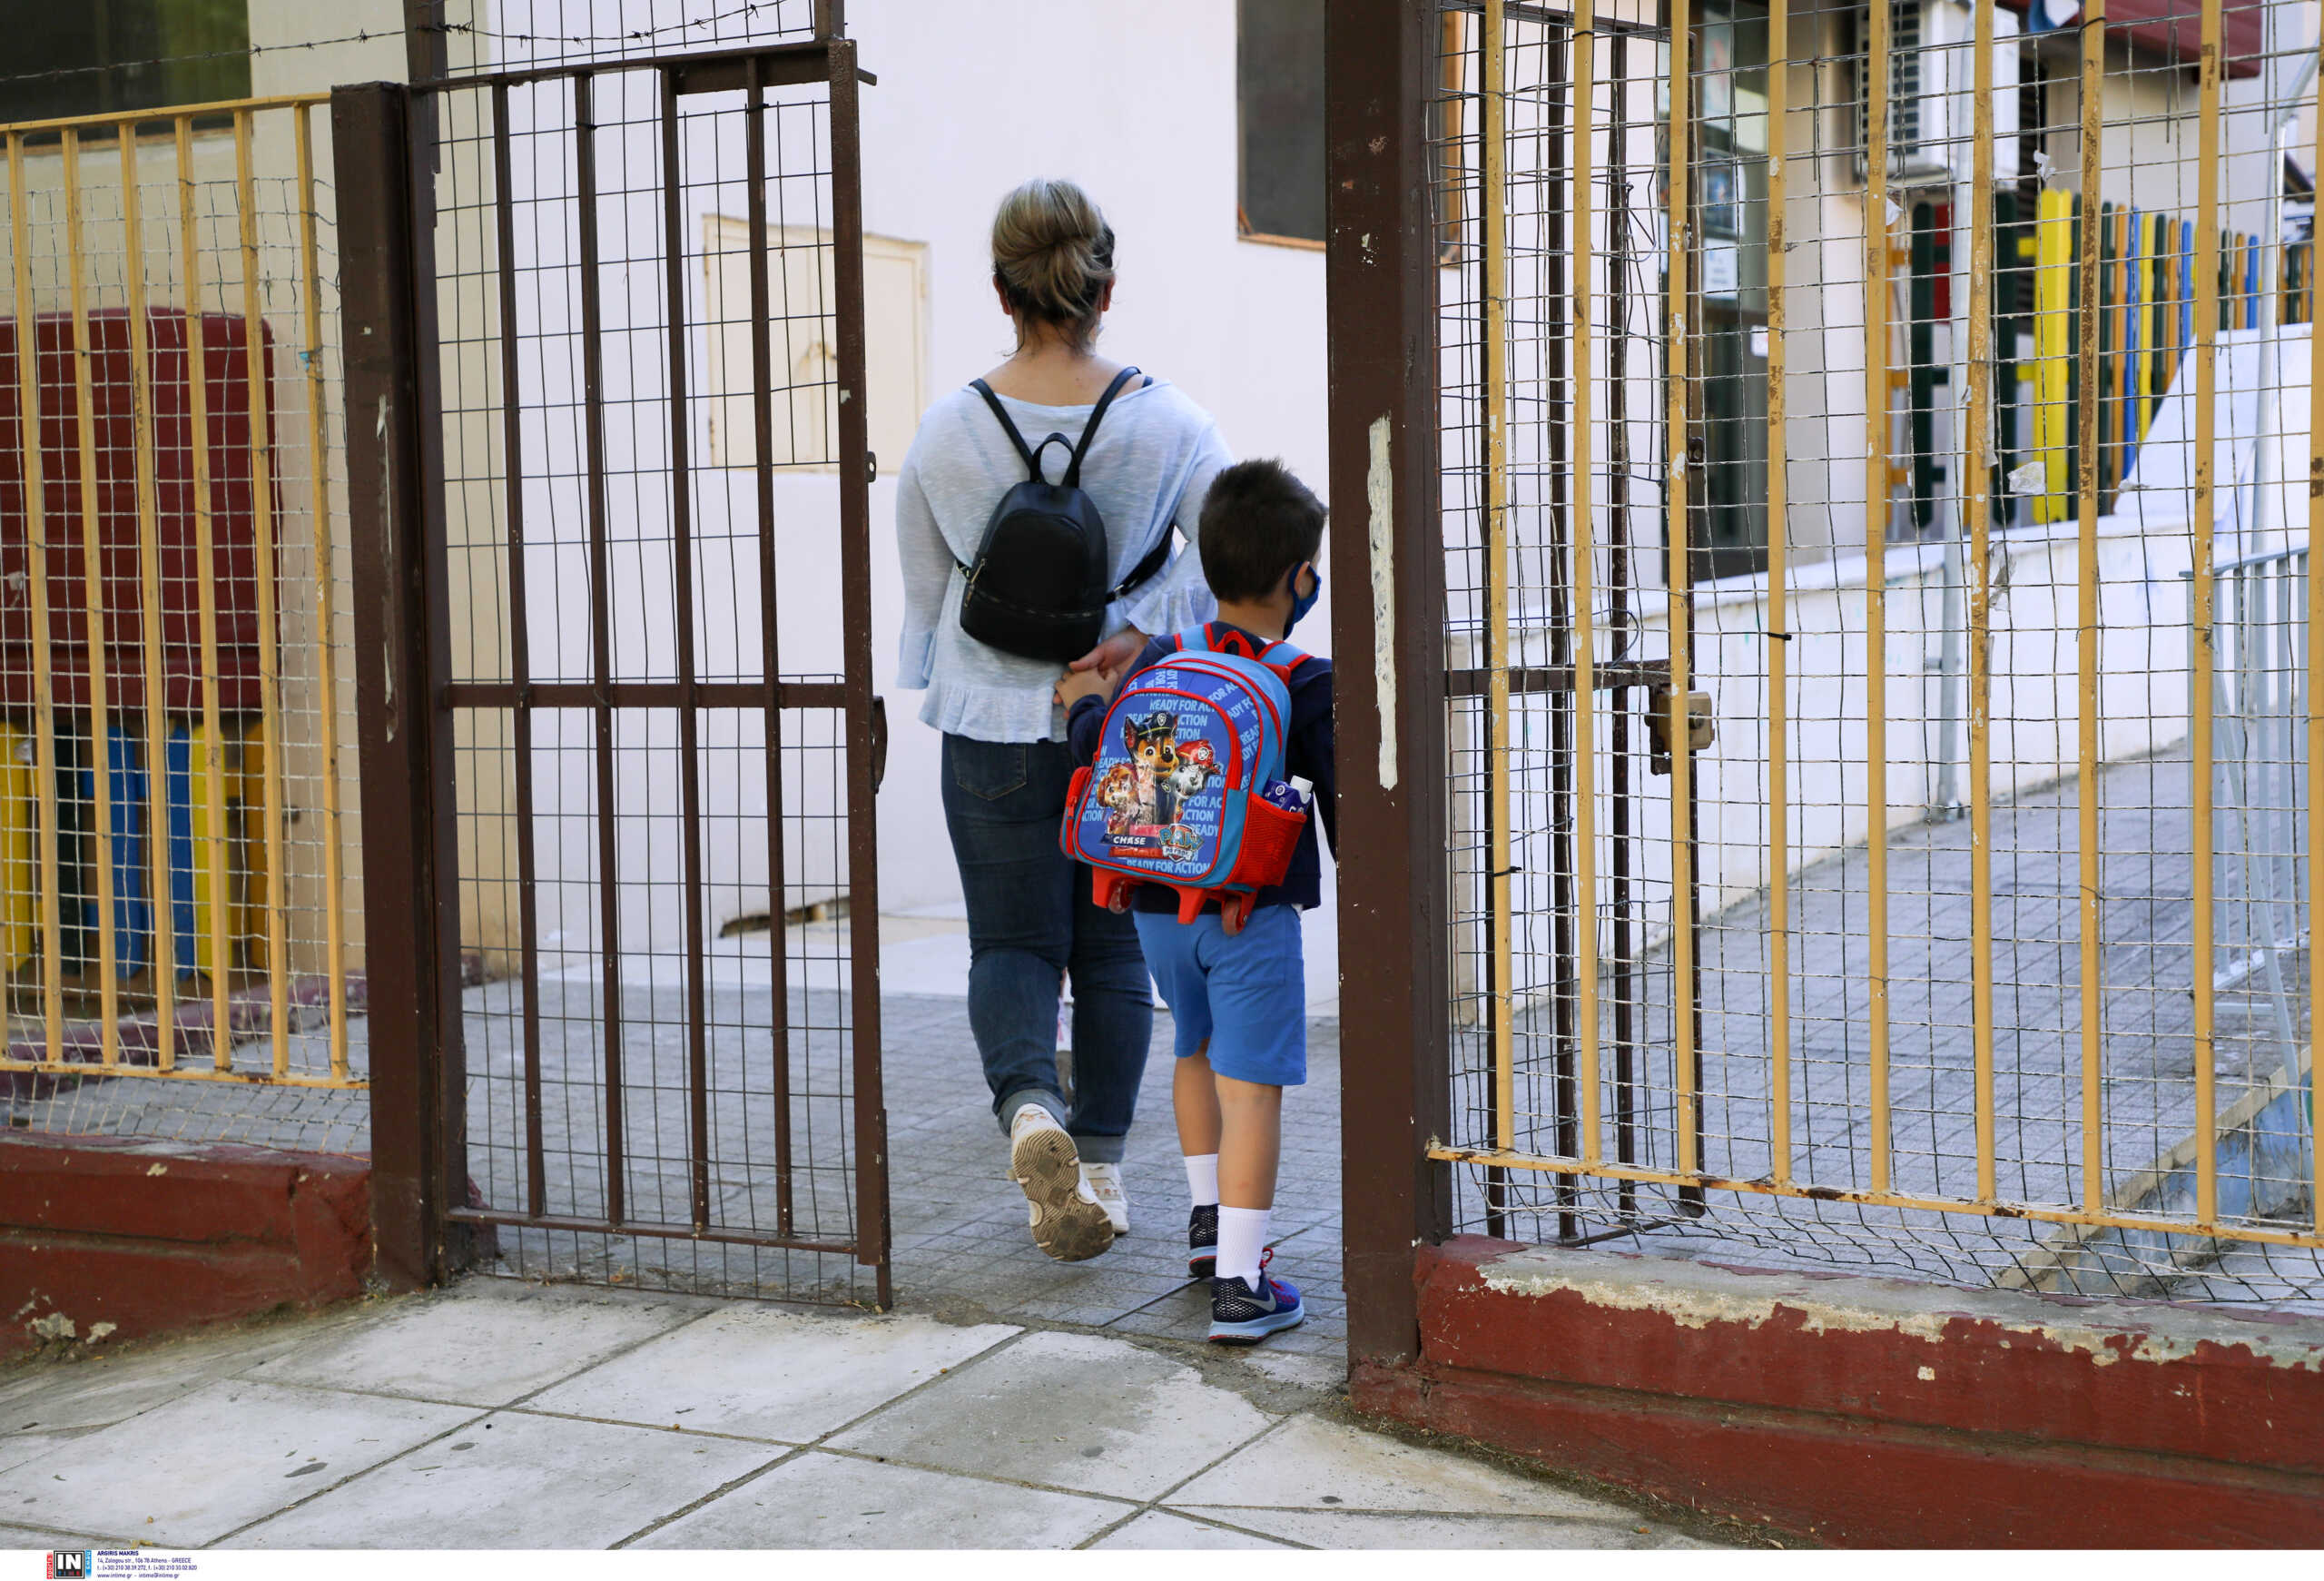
[991,178,1116,349]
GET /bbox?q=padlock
[1646,687,1715,775]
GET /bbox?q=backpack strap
[1060,365,1143,489]
[1257,637,1315,681]
[969,379,1041,474]
[1108,527,1173,601]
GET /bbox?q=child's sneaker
[1009,1104,1114,1262]
[1080,1162,1130,1235]
[1187,1204,1218,1279]
[1207,1254,1304,1345]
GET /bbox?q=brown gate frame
[1327,0,1457,1369]
[339,37,889,1297]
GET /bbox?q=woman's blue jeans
[940,733,1153,1161]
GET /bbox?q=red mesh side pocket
[1221,795,1305,892]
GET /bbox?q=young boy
[1057,459,1333,1344]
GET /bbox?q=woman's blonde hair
[990,178,1115,351]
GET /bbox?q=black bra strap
[1061,365,1143,489]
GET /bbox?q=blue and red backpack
[1061,625,1313,930]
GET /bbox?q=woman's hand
[1055,666,1114,711]
[1068,626,1147,677]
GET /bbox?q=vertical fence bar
[2074,0,2107,1212]
[1968,0,2000,1201]
[63,129,122,1061]
[1606,26,1640,1209]
[338,80,471,1286]
[491,84,546,1215]
[1327,0,1455,1363]
[660,73,714,1234]
[1666,0,1698,1178]
[123,121,175,1070]
[744,57,796,1236]
[1480,0,1515,1156]
[2310,44,2324,1238]
[573,72,626,1226]
[1571,0,1600,1166]
[236,111,290,1077]
[829,37,891,1300]
[2190,0,2221,1226]
[295,104,350,1082]
[1863,0,1894,1192]
[9,133,64,1065]
[1762,0,1790,1185]
[181,117,232,1069]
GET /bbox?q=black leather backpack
[956,365,1170,665]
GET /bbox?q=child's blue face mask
[1285,562,1321,635]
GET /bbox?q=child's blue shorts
[1134,904,1305,1087]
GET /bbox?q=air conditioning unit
[1860,0,2024,187]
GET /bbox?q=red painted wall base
[1,1133,371,1360]
[1359,1237,2324,1546]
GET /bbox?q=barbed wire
[0,30,399,93]
[0,4,814,94]
[434,2,804,49]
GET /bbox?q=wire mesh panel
[0,94,366,1155]
[419,39,886,1305]
[1433,0,2324,1305]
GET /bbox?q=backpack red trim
[1187,622,1312,682]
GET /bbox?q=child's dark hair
[1196,459,1326,603]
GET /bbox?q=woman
[895,178,1228,1262]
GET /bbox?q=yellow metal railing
[1435,0,2322,1260]
[0,95,358,1091]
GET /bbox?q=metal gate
[338,36,888,1305]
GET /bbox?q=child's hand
[1055,666,1113,710]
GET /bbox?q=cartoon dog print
[1164,739,1219,805]
[1094,762,1148,832]
[1123,713,1183,825]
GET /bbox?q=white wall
[849,0,1331,904]
[459,3,1337,996]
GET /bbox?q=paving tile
[0,1520,116,1547]
[1178,1507,1689,1548]
[828,1329,1274,1501]
[631,1449,1121,1549]
[12,1380,472,1547]
[1090,1509,1289,1549]
[226,1409,776,1549]
[0,1319,358,1436]
[250,1285,709,1407]
[1167,1416,1634,1519]
[0,1432,83,1484]
[528,1307,1016,1444]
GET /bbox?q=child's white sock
[1184,1153,1220,1208]
[1216,1205,1270,1288]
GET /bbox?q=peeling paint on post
[1366,414,1397,790]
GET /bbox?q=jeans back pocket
[949,738,1029,804]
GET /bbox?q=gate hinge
[1646,686,1714,775]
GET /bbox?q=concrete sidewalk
[0,1280,1731,1551]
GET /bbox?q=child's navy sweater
[1065,623,1337,914]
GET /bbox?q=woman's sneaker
[1009,1104,1115,1262]
[1207,1255,1304,1345]
[1187,1204,1218,1279]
